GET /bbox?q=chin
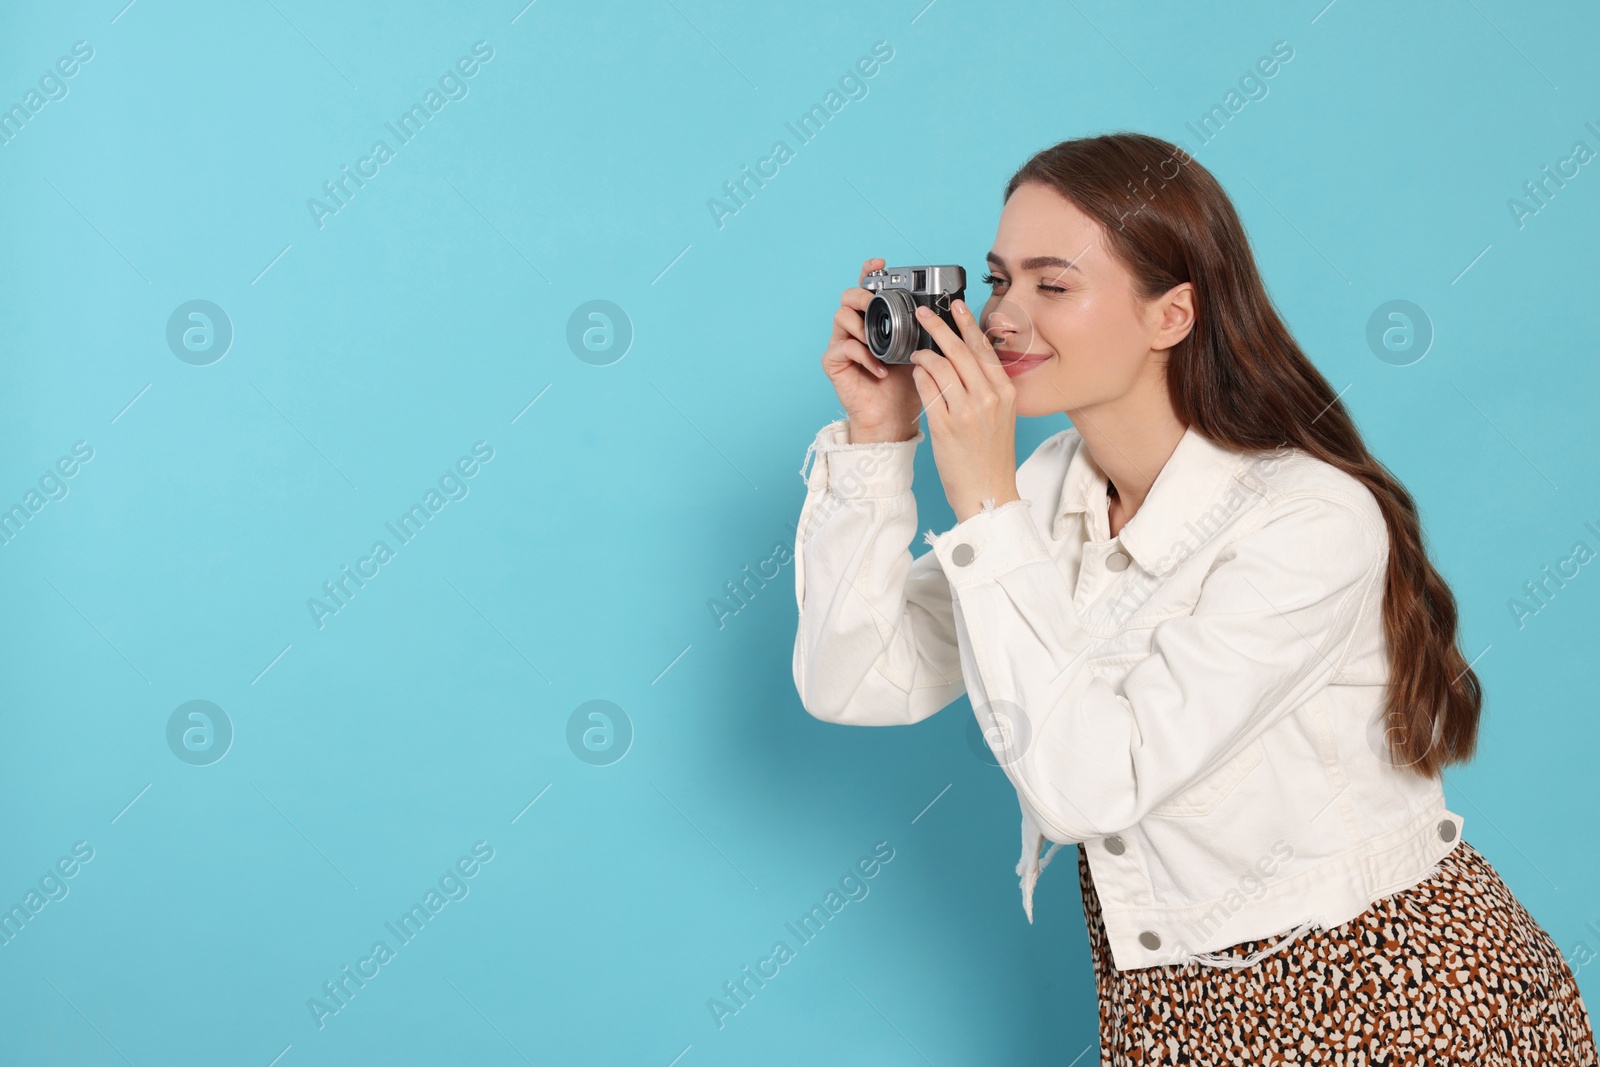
[1013,392,1064,419]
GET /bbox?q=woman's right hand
[821,257,922,443]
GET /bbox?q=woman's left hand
[908,299,1022,524]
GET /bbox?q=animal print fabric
[1077,839,1598,1064]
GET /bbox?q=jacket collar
[1055,423,1250,576]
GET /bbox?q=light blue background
[2,0,1597,1063]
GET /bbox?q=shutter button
[1438,819,1456,842]
[1106,550,1130,571]
[952,543,975,567]
[1139,931,1161,950]
[1104,834,1126,855]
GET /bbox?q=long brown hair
[1004,132,1479,779]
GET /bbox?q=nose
[983,299,1047,357]
[984,307,1020,345]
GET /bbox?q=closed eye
[984,271,1068,295]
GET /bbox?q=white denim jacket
[792,417,1464,972]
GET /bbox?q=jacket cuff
[802,418,923,500]
[931,498,1051,588]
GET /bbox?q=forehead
[992,181,1105,265]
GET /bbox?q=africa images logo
[705,41,894,230]
[306,41,495,230]
[306,442,495,629]
[706,841,895,1030]
[306,841,495,1030]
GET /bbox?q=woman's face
[977,180,1193,420]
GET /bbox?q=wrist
[847,418,918,444]
[953,488,1023,525]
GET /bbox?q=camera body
[861,265,966,364]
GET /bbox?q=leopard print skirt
[1077,838,1598,1064]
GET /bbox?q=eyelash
[982,272,1068,294]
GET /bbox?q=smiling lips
[995,349,1051,377]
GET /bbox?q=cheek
[1052,294,1145,367]
[1020,299,1147,400]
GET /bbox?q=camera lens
[866,289,916,363]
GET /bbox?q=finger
[951,298,1012,386]
[841,286,874,312]
[909,349,960,412]
[857,257,886,287]
[824,336,878,376]
[830,304,889,379]
[914,305,986,397]
[909,358,948,424]
[825,337,888,380]
[834,302,867,346]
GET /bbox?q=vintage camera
[861,265,966,364]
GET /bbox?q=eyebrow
[985,251,1083,273]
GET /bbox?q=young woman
[791,132,1597,1061]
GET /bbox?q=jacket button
[1106,550,1130,571]
[952,543,975,567]
[1139,931,1161,950]
[1104,834,1126,855]
[1438,818,1456,842]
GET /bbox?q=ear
[1150,282,1197,352]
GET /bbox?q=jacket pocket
[1146,737,1266,817]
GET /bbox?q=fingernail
[915,306,930,318]
[954,299,967,314]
